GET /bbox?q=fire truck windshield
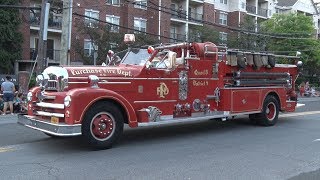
[121,48,150,65]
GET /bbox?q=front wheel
[82,101,124,149]
[251,95,280,126]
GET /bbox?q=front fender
[66,87,137,127]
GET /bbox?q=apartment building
[17,0,319,70]
[17,0,62,74]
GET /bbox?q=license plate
[51,116,59,124]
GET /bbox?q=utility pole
[60,0,73,65]
[37,0,50,73]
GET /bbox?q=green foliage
[74,20,158,65]
[260,13,320,76]
[189,26,219,43]
[28,73,36,89]
[74,21,122,65]
[0,0,23,74]
[260,13,320,56]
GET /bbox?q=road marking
[280,111,320,118]
[0,147,15,153]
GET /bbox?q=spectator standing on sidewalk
[299,82,305,97]
[1,76,15,115]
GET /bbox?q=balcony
[246,5,268,18]
[171,8,187,21]
[190,0,204,4]
[258,7,268,17]
[170,33,186,42]
[30,48,60,63]
[30,15,62,30]
[246,5,256,14]
[188,12,203,23]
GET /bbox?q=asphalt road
[0,97,320,180]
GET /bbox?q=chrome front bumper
[17,114,82,137]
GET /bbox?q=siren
[147,46,155,54]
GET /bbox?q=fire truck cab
[18,34,301,149]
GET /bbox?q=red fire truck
[18,34,301,149]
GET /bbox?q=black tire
[248,114,257,124]
[82,101,124,149]
[255,95,280,126]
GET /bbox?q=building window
[106,15,120,32]
[220,0,227,4]
[134,0,147,9]
[219,32,227,44]
[134,18,147,33]
[85,9,99,28]
[219,12,228,25]
[84,39,98,57]
[106,0,120,6]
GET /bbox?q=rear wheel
[249,95,279,126]
[82,101,124,149]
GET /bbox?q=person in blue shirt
[1,76,15,115]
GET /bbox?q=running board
[138,111,261,127]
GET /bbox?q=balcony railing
[190,0,204,2]
[246,5,256,14]
[171,9,187,20]
[258,7,268,17]
[30,15,62,29]
[170,33,186,42]
[189,12,203,22]
[30,48,60,62]
[246,5,268,18]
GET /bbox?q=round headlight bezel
[27,92,33,102]
[64,95,71,107]
[36,74,44,87]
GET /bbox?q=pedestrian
[299,82,305,97]
[106,50,114,65]
[1,76,16,115]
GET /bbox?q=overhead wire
[1,2,316,39]
[1,2,318,53]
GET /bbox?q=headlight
[27,92,33,102]
[64,95,71,107]
[36,74,44,87]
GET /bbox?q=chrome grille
[42,66,69,92]
[46,79,57,90]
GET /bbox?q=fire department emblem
[157,82,169,98]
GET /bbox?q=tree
[235,15,269,51]
[261,13,320,57]
[73,18,158,65]
[189,26,220,43]
[260,13,320,83]
[74,20,123,65]
[0,0,23,74]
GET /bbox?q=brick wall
[20,0,31,61]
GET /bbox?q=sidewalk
[298,96,320,102]
[0,114,18,125]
